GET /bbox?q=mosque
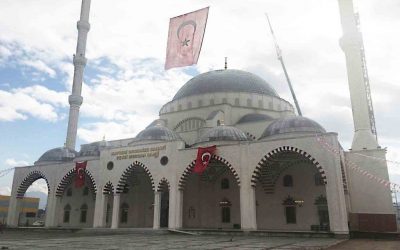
[6,0,397,236]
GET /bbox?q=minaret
[65,0,91,150]
[337,0,378,150]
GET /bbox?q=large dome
[172,69,278,101]
[35,147,77,164]
[260,116,326,139]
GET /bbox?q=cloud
[20,59,57,78]
[26,179,48,195]
[0,186,11,196]
[0,88,60,122]
[5,158,29,167]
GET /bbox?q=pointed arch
[56,168,97,197]
[178,155,240,191]
[116,161,155,194]
[251,146,327,188]
[157,178,170,192]
[103,181,114,195]
[173,117,205,131]
[17,170,50,198]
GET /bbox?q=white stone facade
[7,69,396,236]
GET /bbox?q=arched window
[106,204,111,224]
[314,195,329,229]
[220,198,232,223]
[83,186,89,196]
[314,173,324,186]
[63,204,71,223]
[282,196,296,224]
[120,203,129,224]
[80,204,88,223]
[66,188,72,196]
[247,99,252,107]
[221,178,230,189]
[222,207,231,223]
[283,175,293,187]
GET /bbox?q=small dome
[35,147,77,164]
[197,126,250,143]
[237,113,273,124]
[134,125,182,141]
[172,69,278,101]
[260,116,326,139]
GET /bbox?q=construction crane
[265,13,302,116]
[354,12,378,141]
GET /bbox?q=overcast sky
[0,0,399,197]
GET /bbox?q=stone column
[93,192,107,228]
[175,189,183,229]
[6,196,20,227]
[240,185,257,231]
[111,193,120,229]
[153,191,161,229]
[324,141,349,235]
[45,194,60,228]
[169,185,183,229]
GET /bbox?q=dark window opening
[64,204,71,223]
[107,161,114,170]
[285,206,296,224]
[63,211,70,223]
[318,206,329,226]
[283,175,293,187]
[120,203,129,223]
[80,204,88,223]
[222,207,231,223]
[106,204,111,224]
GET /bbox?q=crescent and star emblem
[201,152,211,165]
[177,20,197,47]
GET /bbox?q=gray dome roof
[36,147,77,164]
[173,69,278,101]
[134,125,182,141]
[260,116,326,139]
[197,126,250,143]
[78,140,108,157]
[237,113,274,124]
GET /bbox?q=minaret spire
[337,0,378,150]
[65,0,91,150]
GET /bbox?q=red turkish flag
[193,145,216,174]
[75,161,87,188]
[165,7,209,70]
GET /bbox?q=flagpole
[265,13,302,116]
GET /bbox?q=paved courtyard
[0,229,399,250]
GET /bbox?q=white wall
[256,163,327,230]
